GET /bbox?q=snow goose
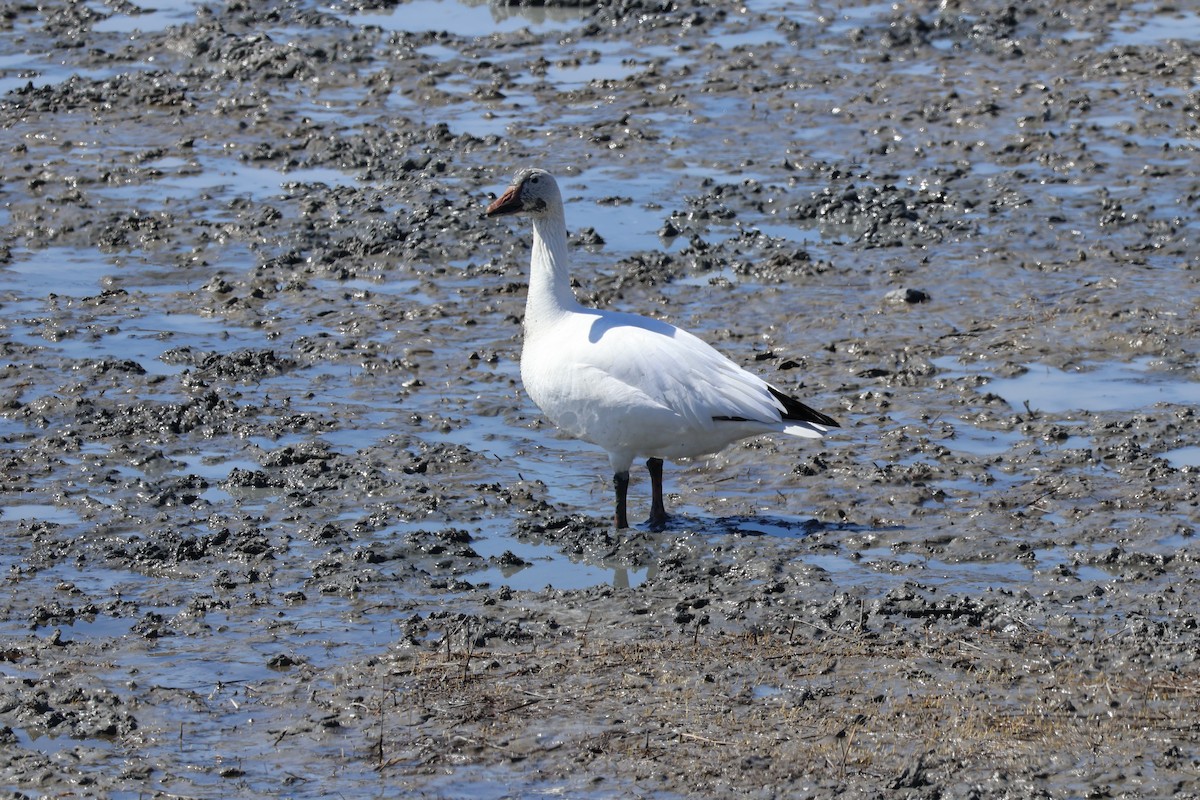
[486,167,839,529]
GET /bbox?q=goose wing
[560,310,810,432]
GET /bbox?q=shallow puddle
[1,503,84,525]
[96,158,358,207]
[0,247,119,298]
[936,356,1200,414]
[1110,7,1200,46]
[470,532,650,591]
[88,0,206,33]
[335,0,586,36]
[1161,445,1200,468]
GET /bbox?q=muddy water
[1,1,1198,797]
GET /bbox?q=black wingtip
[769,386,840,428]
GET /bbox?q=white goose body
[522,309,820,464]
[487,168,838,528]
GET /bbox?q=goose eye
[529,175,540,184]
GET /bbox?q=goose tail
[769,385,839,435]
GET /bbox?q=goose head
[485,168,561,219]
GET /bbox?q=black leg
[614,470,630,529]
[647,457,668,529]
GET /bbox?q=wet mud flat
[0,0,1199,797]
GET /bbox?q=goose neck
[526,212,581,324]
